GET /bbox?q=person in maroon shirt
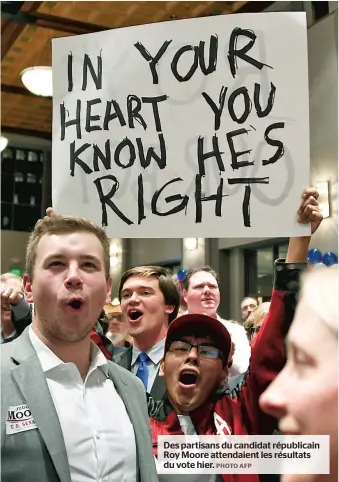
[148,188,323,482]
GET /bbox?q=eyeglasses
[107,314,123,322]
[168,340,223,360]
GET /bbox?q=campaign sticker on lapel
[6,404,37,434]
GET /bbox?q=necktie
[136,352,149,390]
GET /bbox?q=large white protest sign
[52,12,310,238]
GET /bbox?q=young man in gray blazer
[1,214,157,482]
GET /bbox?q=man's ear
[183,289,188,304]
[218,366,229,387]
[159,358,165,377]
[165,305,175,316]
[105,276,113,304]
[23,274,34,304]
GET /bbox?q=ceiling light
[20,66,53,97]
[0,136,8,152]
[110,256,119,267]
[109,243,119,256]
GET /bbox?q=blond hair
[244,302,271,330]
[301,266,338,336]
[26,215,110,279]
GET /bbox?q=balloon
[307,248,323,264]
[176,269,187,282]
[312,262,326,269]
[322,252,338,267]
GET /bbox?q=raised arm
[286,187,322,263]
[220,188,323,434]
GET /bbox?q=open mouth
[67,299,84,311]
[179,370,198,387]
[128,310,143,322]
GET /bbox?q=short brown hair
[26,215,110,279]
[118,265,180,323]
[182,266,220,291]
[241,296,258,307]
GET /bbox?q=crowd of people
[1,187,337,482]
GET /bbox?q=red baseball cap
[165,313,232,365]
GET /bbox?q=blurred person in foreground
[1,214,157,482]
[260,266,338,482]
[244,302,271,344]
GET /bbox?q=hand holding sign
[297,188,322,235]
[46,207,55,217]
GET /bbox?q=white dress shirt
[29,327,137,482]
[131,338,165,392]
[217,316,250,377]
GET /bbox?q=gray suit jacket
[1,328,158,482]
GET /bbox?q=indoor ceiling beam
[2,2,109,35]
[234,1,275,13]
[1,83,46,98]
[2,1,277,39]
[1,125,52,141]
[1,21,26,60]
[1,1,42,59]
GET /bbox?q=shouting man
[114,265,180,399]
[149,188,322,482]
[1,215,157,482]
[183,267,250,376]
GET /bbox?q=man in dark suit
[114,266,180,400]
[1,214,157,482]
